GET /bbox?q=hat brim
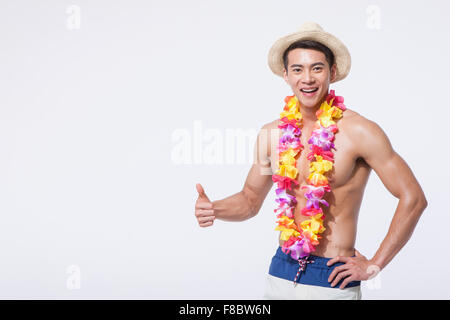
[268,30,351,83]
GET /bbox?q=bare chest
[269,120,359,189]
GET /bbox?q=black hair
[282,40,335,72]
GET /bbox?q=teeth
[301,88,318,93]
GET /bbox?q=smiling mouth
[300,88,319,93]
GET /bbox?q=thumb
[196,183,211,202]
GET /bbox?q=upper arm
[355,118,427,204]
[242,123,274,216]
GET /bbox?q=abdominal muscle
[278,184,363,258]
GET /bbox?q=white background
[0,0,448,299]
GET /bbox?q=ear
[330,64,337,82]
[283,68,288,83]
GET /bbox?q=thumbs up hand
[195,183,215,227]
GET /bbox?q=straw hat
[267,22,351,83]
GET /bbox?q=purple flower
[275,188,297,206]
[288,239,311,259]
[308,127,335,151]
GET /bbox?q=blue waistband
[268,246,361,289]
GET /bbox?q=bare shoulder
[257,119,280,159]
[262,118,280,130]
[341,108,386,137]
[340,108,366,126]
[260,118,281,144]
[341,108,394,160]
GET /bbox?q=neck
[299,94,328,126]
[299,105,320,125]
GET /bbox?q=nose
[302,70,315,84]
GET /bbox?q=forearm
[213,190,255,222]
[370,197,427,270]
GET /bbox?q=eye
[293,68,301,72]
[313,67,323,71]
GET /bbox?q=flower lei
[272,90,346,261]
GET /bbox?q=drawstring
[293,256,315,287]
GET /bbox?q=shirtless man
[194,22,427,299]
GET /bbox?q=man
[194,22,427,300]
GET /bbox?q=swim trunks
[263,246,362,300]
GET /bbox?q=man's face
[283,48,336,110]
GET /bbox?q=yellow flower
[280,97,302,120]
[280,149,297,166]
[280,108,301,121]
[286,96,299,109]
[318,101,343,127]
[317,101,332,123]
[309,156,333,174]
[311,213,326,233]
[275,225,301,240]
[307,172,328,185]
[332,106,343,119]
[278,164,298,179]
[300,227,320,244]
[277,215,295,226]
[300,215,324,234]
